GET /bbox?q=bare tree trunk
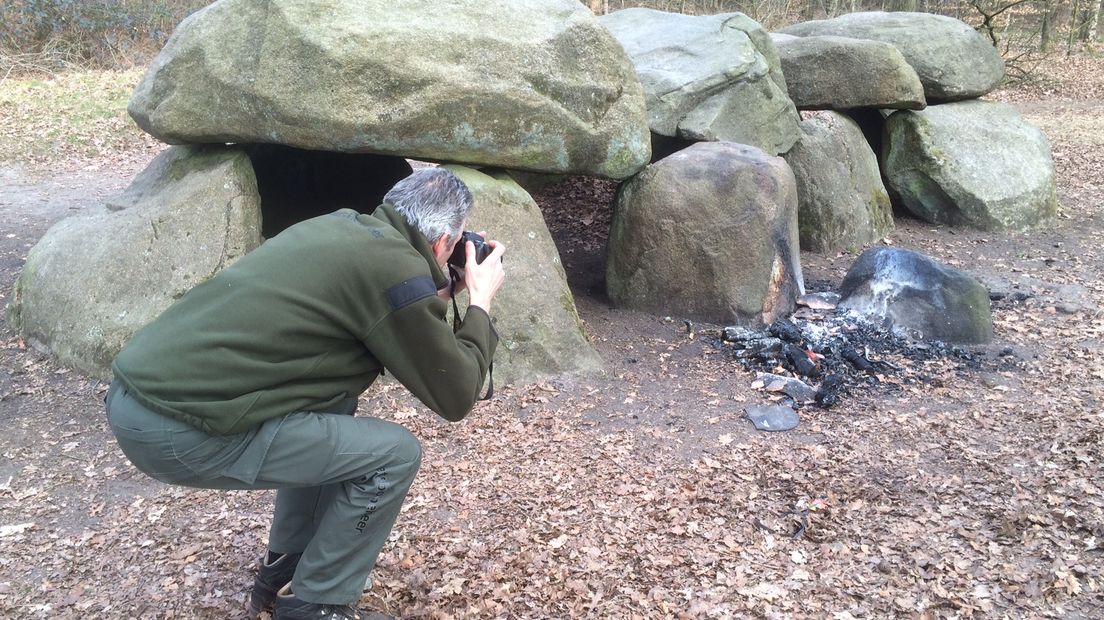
[888,0,919,10]
[1094,0,1104,39]
[803,0,826,20]
[1083,0,1102,39]
[1041,0,1057,50]
[1068,0,1081,49]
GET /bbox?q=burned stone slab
[797,292,840,310]
[746,404,800,431]
[754,372,817,404]
[838,247,993,344]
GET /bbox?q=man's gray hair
[384,168,473,244]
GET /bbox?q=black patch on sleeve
[385,275,437,311]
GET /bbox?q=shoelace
[321,604,362,619]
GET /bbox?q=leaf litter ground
[1,55,1103,618]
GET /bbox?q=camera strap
[448,266,494,401]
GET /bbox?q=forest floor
[1,54,1103,619]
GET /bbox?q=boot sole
[246,577,280,619]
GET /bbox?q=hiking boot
[246,551,301,618]
[273,584,394,620]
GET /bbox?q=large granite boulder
[8,146,263,378]
[601,8,800,155]
[839,247,993,344]
[883,101,1057,231]
[783,111,893,252]
[443,166,602,383]
[771,34,926,110]
[779,12,1005,101]
[606,142,804,325]
[129,0,651,179]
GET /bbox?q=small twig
[790,510,808,539]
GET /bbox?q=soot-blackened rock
[838,247,993,344]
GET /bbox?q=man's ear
[431,233,454,264]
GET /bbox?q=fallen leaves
[0,69,163,169]
[0,522,33,537]
[1,51,1104,620]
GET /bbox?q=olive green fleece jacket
[111,204,498,436]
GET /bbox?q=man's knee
[391,425,422,472]
[349,424,420,491]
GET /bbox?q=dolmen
[9,5,1062,381]
[12,0,645,381]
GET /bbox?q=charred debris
[706,291,1027,409]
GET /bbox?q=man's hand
[464,236,506,313]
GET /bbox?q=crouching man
[105,168,505,620]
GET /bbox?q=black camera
[447,231,492,268]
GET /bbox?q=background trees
[1,0,1100,76]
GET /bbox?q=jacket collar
[367,203,448,289]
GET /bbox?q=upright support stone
[606,142,804,325]
[8,146,263,378]
[443,165,602,383]
[783,111,894,252]
[883,101,1057,231]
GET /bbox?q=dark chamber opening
[243,144,414,238]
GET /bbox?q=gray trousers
[105,381,421,604]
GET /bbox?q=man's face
[431,220,467,268]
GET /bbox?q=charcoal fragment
[815,375,845,408]
[842,347,876,374]
[750,337,784,353]
[769,318,804,343]
[723,325,763,343]
[783,343,820,377]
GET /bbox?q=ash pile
[716,293,993,409]
[712,247,1023,412]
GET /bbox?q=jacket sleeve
[362,295,498,422]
